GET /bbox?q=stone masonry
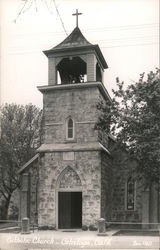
[37,82,110,228]
[38,151,101,227]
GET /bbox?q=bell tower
[43,9,107,86]
[43,29,107,85]
[37,11,112,229]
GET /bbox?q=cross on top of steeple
[72,9,82,27]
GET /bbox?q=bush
[89,224,97,231]
[82,225,88,231]
[8,205,19,220]
[48,225,56,230]
[38,225,56,230]
[38,225,48,230]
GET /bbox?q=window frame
[66,117,75,141]
[125,177,136,211]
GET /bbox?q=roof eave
[43,44,108,69]
[94,45,108,69]
[18,153,39,174]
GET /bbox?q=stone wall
[43,87,100,144]
[111,149,143,222]
[38,150,101,228]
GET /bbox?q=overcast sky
[0,0,159,108]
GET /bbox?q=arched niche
[57,166,82,190]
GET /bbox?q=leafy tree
[96,68,160,186]
[0,103,42,219]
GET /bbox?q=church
[18,11,159,230]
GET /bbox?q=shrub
[89,224,97,231]
[48,225,56,230]
[38,225,48,230]
[8,205,19,220]
[82,225,88,231]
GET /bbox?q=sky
[0,0,159,108]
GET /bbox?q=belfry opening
[57,56,87,84]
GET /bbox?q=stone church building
[18,17,159,229]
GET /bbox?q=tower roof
[43,27,108,69]
[54,26,91,49]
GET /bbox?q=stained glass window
[126,177,135,210]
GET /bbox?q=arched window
[66,117,74,140]
[126,177,136,210]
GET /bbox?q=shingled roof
[43,27,108,69]
[54,26,92,49]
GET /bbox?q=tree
[14,0,68,35]
[96,68,160,186]
[0,103,42,219]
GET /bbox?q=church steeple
[43,12,108,86]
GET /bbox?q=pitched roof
[37,142,111,155]
[54,26,92,49]
[43,27,108,69]
[18,153,39,174]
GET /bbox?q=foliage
[82,225,88,231]
[88,224,97,231]
[96,69,160,184]
[95,98,112,134]
[8,204,19,220]
[0,103,42,219]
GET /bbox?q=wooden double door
[58,192,82,229]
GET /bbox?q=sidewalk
[0,229,159,250]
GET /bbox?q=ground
[0,229,159,249]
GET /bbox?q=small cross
[72,9,82,27]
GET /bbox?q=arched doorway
[57,166,82,229]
